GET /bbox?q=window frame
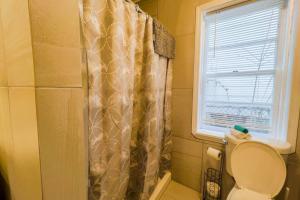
[192,0,299,152]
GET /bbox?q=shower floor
[160,181,201,200]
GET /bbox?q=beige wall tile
[172,89,194,140]
[285,163,300,200]
[157,0,179,35]
[172,152,202,191]
[8,87,42,200]
[285,123,300,200]
[157,0,210,36]
[297,126,300,160]
[33,43,82,87]
[36,88,87,200]
[0,19,7,87]
[0,0,35,86]
[289,126,300,165]
[221,169,235,199]
[0,87,12,186]
[173,136,202,158]
[29,0,81,47]
[173,34,195,89]
[0,87,11,199]
[295,127,300,165]
[139,0,158,17]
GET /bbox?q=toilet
[226,135,287,200]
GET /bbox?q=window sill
[193,130,293,155]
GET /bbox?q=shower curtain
[80,0,173,199]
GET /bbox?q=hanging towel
[153,19,176,59]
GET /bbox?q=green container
[234,125,249,134]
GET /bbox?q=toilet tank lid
[231,141,286,198]
[225,134,292,154]
[225,134,247,144]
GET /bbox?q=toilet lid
[231,141,286,198]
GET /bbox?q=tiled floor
[160,181,201,200]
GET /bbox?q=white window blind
[199,0,287,134]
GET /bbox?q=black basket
[202,168,222,200]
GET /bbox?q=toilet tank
[225,134,291,176]
[225,134,245,176]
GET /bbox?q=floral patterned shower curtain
[80,0,173,199]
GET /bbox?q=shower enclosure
[80,0,175,199]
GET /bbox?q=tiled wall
[0,0,42,199]
[139,0,300,199]
[29,0,88,199]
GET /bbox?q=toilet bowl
[226,141,286,200]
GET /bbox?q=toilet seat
[227,187,270,200]
[229,141,286,199]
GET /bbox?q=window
[193,0,299,148]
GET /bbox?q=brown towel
[153,19,176,59]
